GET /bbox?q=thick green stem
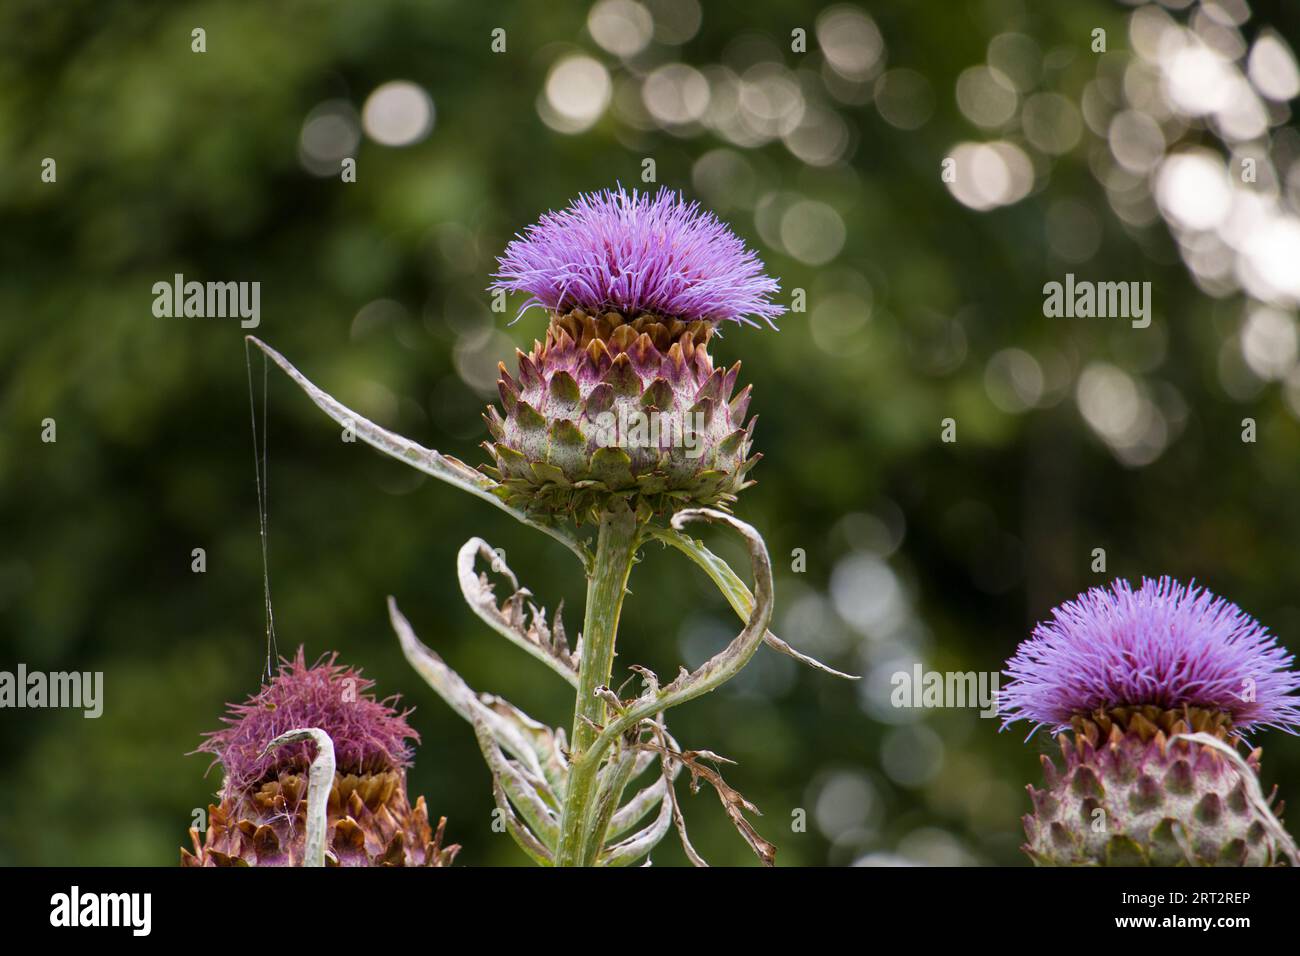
[555,506,639,866]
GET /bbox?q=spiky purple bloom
[198,648,417,794]
[1000,577,1300,736]
[490,186,785,327]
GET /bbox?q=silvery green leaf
[605,776,668,842]
[468,708,561,852]
[603,728,682,843]
[489,774,554,866]
[389,596,561,791]
[481,694,569,803]
[645,523,857,681]
[391,596,565,861]
[597,787,674,867]
[247,336,590,569]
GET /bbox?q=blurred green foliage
[3,0,1300,866]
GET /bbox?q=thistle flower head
[1000,577,1300,736]
[184,648,457,867]
[197,647,417,797]
[1004,579,1300,867]
[490,185,784,327]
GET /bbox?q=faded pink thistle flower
[183,648,457,866]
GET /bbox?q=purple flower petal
[999,577,1300,735]
[490,185,785,326]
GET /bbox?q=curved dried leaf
[645,741,774,867]
[458,537,578,686]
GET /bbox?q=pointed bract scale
[497,364,520,413]
[548,369,581,406]
[1048,821,1074,850]
[1218,838,1249,866]
[549,418,585,448]
[1071,766,1102,798]
[608,323,638,353]
[517,350,544,392]
[666,341,686,375]
[491,442,530,477]
[676,329,695,364]
[693,368,726,406]
[589,445,635,488]
[512,400,547,432]
[1195,791,1224,825]
[717,428,748,459]
[1105,834,1148,866]
[530,460,571,488]
[692,344,712,383]
[640,378,674,411]
[729,384,753,423]
[551,326,577,359]
[602,352,643,399]
[1165,758,1194,796]
[629,332,657,373]
[583,338,613,380]
[722,362,741,402]
[1227,779,1250,815]
[1028,785,1059,820]
[582,382,616,419]
[1040,754,1060,790]
[689,397,717,431]
[483,407,506,442]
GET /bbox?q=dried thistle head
[197,648,417,796]
[183,648,457,866]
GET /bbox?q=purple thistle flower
[490,185,785,327]
[1000,577,1300,736]
[197,647,417,796]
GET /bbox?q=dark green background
[3,0,1300,866]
